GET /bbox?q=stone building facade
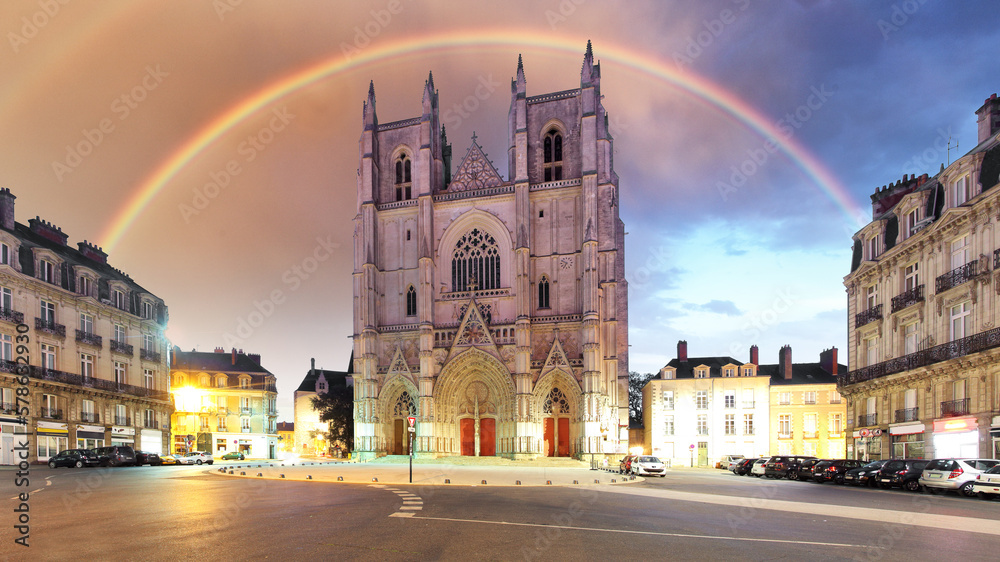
[294,357,352,456]
[0,188,171,464]
[352,43,629,460]
[841,93,1000,461]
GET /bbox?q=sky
[2,0,998,422]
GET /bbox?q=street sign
[407,416,416,428]
[689,444,695,450]
[408,427,416,433]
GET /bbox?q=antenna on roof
[947,135,959,166]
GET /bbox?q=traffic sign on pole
[407,416,416,428]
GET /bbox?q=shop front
[931,417,979,458]
[852,428,884,461]
[0,416,27,465]
[889,423,925,459]
[111,426,135,447]
[37,420,68,461]
[991,416,1000,459]
[75,424,106,450]
[139,428,163,453]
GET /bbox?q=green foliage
[628,371,656,426]
[310,384,354,452]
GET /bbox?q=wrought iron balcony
[144,419,159,429]
[113,416,131,426]
[841,327,1000,387]
[110,339,133,355]
[80,412,100,423]
[894,407,919,423]
[0,307,23,324]
[21,364,169,401]
[1,401,16,414]
[940,398,970,418]
[241,427,252,433]
[858,413,877,427]
[41,407,63,420]
[35,317,66,337]
[936,261,980,293]
[855,304,882,329]
[241,407,252,415]
[76,329,103,347]
[891,284,925,313]
[140,348,161,362]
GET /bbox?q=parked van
[93,446,137,467]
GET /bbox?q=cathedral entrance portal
[389,390,415,456]
[458,381,496,456]
[543,387,571,457]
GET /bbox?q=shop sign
[889,423,925,435]
[933,417,977,433]
[112,426,136,436]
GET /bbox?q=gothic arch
[433,347,516,456]
[437,210,514,292]
[378,375,419,422]
[532,369,582,420]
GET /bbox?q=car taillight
[827,466,837,472]
[948,467,964,479]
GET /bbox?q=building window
[867,234,881,260]
[0,333,11,361]
[830,413,843,435]
[142,333,155,352]
[951,235,971,270]
[695,368,707,379]
[114,324,126,343]
[662,391,674,410]
[114,404,127,426]
[743,414,754,435]
[81,399,95,423]
[451,229,500,292]
[200,415,209,430]
[538,276,550,309]
[241,417,251,431]
[724,414,735,435]
[240,378,250,390]
[724,391,735,409]
[906,208,921,237]
[953,175,970,206]
[114,361,126,385]
[696,391,708,409]
[144,369,155,389]
[405,285,417,316]
[724,368,734,377]
[40,300,55,324]
[664,416,674,436]
[78,275,92,297]
[144,409,155,428]
[803,413,818,438]
[80,313,94,335]
[865,284,877,309]
[240,397,251,412]
[865,336,878,366]
[904,263,919,291]
[742,388,754,409]
[39,258,55,283]
[803,391,817,405]
[829,390,842,404]
[904,322,919,355]
[142,301,154,319]
[0,243,8,265]
[542,129,563,182]
[803,442,817,457]
[80,353,94,380]
[395,153,412,201]
[41,344,56,370]
[696,415,708,435]
[778,392,791,405]
[216,375,226,388]
[778,414,790,436]
[742,366,753,376]
[112,288,127,311]
[950,302,972,341]
[1,286,11,315]
[662,369,675,380]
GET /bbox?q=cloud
[683,299,742,316]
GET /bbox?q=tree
[310,384,355,453]
[628,371,656,426]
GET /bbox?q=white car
[750,458,769,477]
[972,465,1000,499]
[178,451,214,465]
[630,456,666,477]
[919,458,1000,496]
[721,454,744,471]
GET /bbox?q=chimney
[820,347,838,376]
[231,348,237,366]
[28,216,69,246]
[77,240,108,264]
[0,188,15,231]
[311,357,316,374]
[214,347,224,353]
[749,345,759,366]
[779,345,793,380]
[677,340,688,363]
[976,93,1000,143]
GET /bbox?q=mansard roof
[758,362,844,386]
[661,356,746,378]
[295,352,354,392]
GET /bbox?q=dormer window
[0,243,9,266]
[240,377,250,389]
[39,258,55,284]
[723,367,734,377]
[142,301,154,319]
[953,175,971,206]
[112,288,127,311]
[216,375,227,388]
[695,368,708,379]
[905,208,921,237]
[77,275,93,297]
[867,233,881,260]
[543,129,563,182]
[742,366,754,377]
[395,153,412,201]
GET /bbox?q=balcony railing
[858,413,877,427]
[940,398,970,418]
[894,407,919,423]
[778,432,793,439]
[80,412,100,423]
[802,431,819,439]
[110,339,133,355]
[144,419,159,429]
[855,304,883,329]
[5,362,170,401]
[841,327,1000,387]
[218,425,228,432]
[140,349,161,362]
[75,329,103,347]
[113,416,131,426]
[936,261,980,293]
[241,407,252,415]
[241,427,252,433]
[35,317,66,337]
[891,284,925,313]
[995,249,1000,272]
[0,307,24,324]
[40,407,63,420]
[0,401,15,414]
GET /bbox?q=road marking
[382,487,424,516]
[407,515,866,549]
[603,486,1000,537]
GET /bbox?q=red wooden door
[461,418,475,456]
[558,417,570,457]
[544,418,554,457]
[393,419,403,455]
[480,418,496,457]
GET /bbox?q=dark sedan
[844,459,889,487]
[135,451,162,466]
[789,458,823,481]
[879,459,930,491]
[48,449,100,468]
[812,459,867,484]
[734,458,757,476]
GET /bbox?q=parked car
[221,451,246,461]
[879,459,930,491]
[812,459,867,484]
[718,454,744,470]
[972,465,1000,499]
[734,458,757,476]
[160,454,181,466]
[920,458,1000,497]
[619,454,638,474]
[47,449,100,469]
[178,451,214,465]
[631,456,666,477]
[135,451,162,466]
[764,455,817,479]
[844,459,889,487]
[93,446,137,467]
[750,458,769,477]
[790,458,823,481]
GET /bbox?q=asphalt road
[4,463,1000,561]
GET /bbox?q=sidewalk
[211,459,643,487]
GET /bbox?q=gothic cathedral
[352,43,628,460]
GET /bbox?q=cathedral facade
[352,43,628,460]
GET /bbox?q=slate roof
[276,422,294,432]
[296,352,354,393]
[758,362,846,386]
[659,356,747,379]
[172,349,273,375]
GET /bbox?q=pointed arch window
[543,387,570,415]
[395,153,412,201]
[538,275,550,309]
[393,391,416,417]
[405,285,417,316]
[543,129,563,182]
[451,229,500,292]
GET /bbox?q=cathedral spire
[363,80,377,128]
[581,40,595,86]
[512,53,526,95]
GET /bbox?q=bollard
[241,471,246,475]
[338,476,344,481]
[573,480,578,484]
[481,480,487,485]
[516,480,521,485]
[307,475,313,480]
[372,477,378,482]
[546,480,552,485]
[280,474,285,479]
[444,479,450,484]
[595,479,600,484]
